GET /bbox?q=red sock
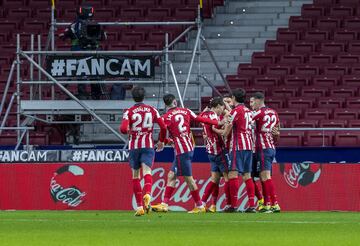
[224,181,231,206]
[212,183,219,205]
[163,186,175,204]
[190,189,202,207]
[268,179,278,206]
[132,178,143,207]
[143,174,152,195]
[229,178,239,208]
[262,180,271,206]
[201,181,216,203]
[254,181,263,201]
[245,179,255,208]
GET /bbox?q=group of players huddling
[120,86,281,216]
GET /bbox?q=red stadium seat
[251,52,277,65]
[121,31,146,42]
[287,98,315,109]
[265,41,289,54]
[343,17,360,29]
[265,65,292,76]
[304,131,334,147]
[278,54,305,65]
[119,8,145,18]
[159,0,186,7]
[303,30,330,42]
[349,65,360,75]
[301,4,326,18]
[301,86,328,97]
[330,86,358,97]
[277,131,304,147]
[333,109,359,120]
[319,119,347,128]
[304,108,332,120]
[272,86,298,97]
[347,42,360,53]
[266,97,285,109]
[294,65,320,76]
[348,120,360,127]
[253,76,280,87]
[277,108,302,120]
[289,16,313,30]
[323,65,348,76]
[174,7,197,20]
[312,76,339,86]
[107,0,131,7]
[308,54,333,64]
[134,0,159,7]
[237,64,263,76]
[147,8,172,20]
[316,17,341,30]
[334,131,360,146]
[333,29,358,42]
[290,42,316,54]
[290,119,318,128]
[336,54,360,64]
[341,75,360,85]
[242,86,268,96]
[314,0,336,5]
[226,75,251,87]
[329,6,355,17]
[317,97,345,108]
[345,98,360,108]
[320,42,345,54]
[283,76,311,86]
[1,0,25,8]
[277,28,301,41]
[338,0,360,5]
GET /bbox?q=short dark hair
[131,86,145,102]
[163,93,176,106]
[252,92,265,100]
[210,97,224,108]
[232,88,246,103]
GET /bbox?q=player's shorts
[208,151,230,174]
[256,148,276,171]
[229,150,253,174]
[129,148,155,170]
[171,151,194,177]
[251,152,260,178]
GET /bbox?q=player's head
[77,3,94,19]
[210,97,225,115]
[223,94,234,107]
[131,86,145,103]
[251,92,265,110]
[231,88,246,104]
[163,93,177,108]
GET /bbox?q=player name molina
[63,149,130,162]
[47,55,155,78]
[0,150,55,163]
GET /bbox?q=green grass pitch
[0,211,358,246]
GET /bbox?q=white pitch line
[0,219,358,225]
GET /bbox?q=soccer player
[223,88,257,213]
[120,87,167,216]
[251,92,281,213]
[200,97,230,212]
[152,94,223,213]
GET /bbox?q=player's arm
[212,125,225,136]
[222,110,237,137]
[119,110,130,134]
[189,110,223,126]
[154,110,167,143]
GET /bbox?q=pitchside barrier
[0,147,359,211]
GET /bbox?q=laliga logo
[50,165,86,207]
[280,161,322,188]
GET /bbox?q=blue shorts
[229,150,253,174]
[256,148,276,171]
[208,151,230,174]
[129,148,155,170]
[171,151,194,177]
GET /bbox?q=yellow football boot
[257,198,265,211]
[207,204,216,213]
[134,207,145,216]
[143,194,151,214]
[151,203,169,212]
[188,206,206,214]
[271,204,281,213]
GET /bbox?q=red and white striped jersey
[229,104,253,151]
[200,111,224,155]
[163,107,219,156]
[120,103,166,150]
[253,106,279,150]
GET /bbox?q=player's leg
[241,150,256,213]
[226,150,240,212]
[207,172,221,212]
[140,148,155,213]
[252,153,264,210]
[151,170,177,212]
[201,154,220,208]
[260,148,280,213]
[129,149,145,216]
[221,152,232,210]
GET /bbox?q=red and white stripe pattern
[253,107,279,150]
[163,107,197,155]
[122,103,162,150]
[201,111,223,155]
[229,104,253,151]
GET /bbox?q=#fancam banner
[0,163,358,211]
[0,150,129,163]
[46,55,155,78]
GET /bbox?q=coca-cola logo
[50,165,86,207]
[280,162,322,188]
[133,167,252,211]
